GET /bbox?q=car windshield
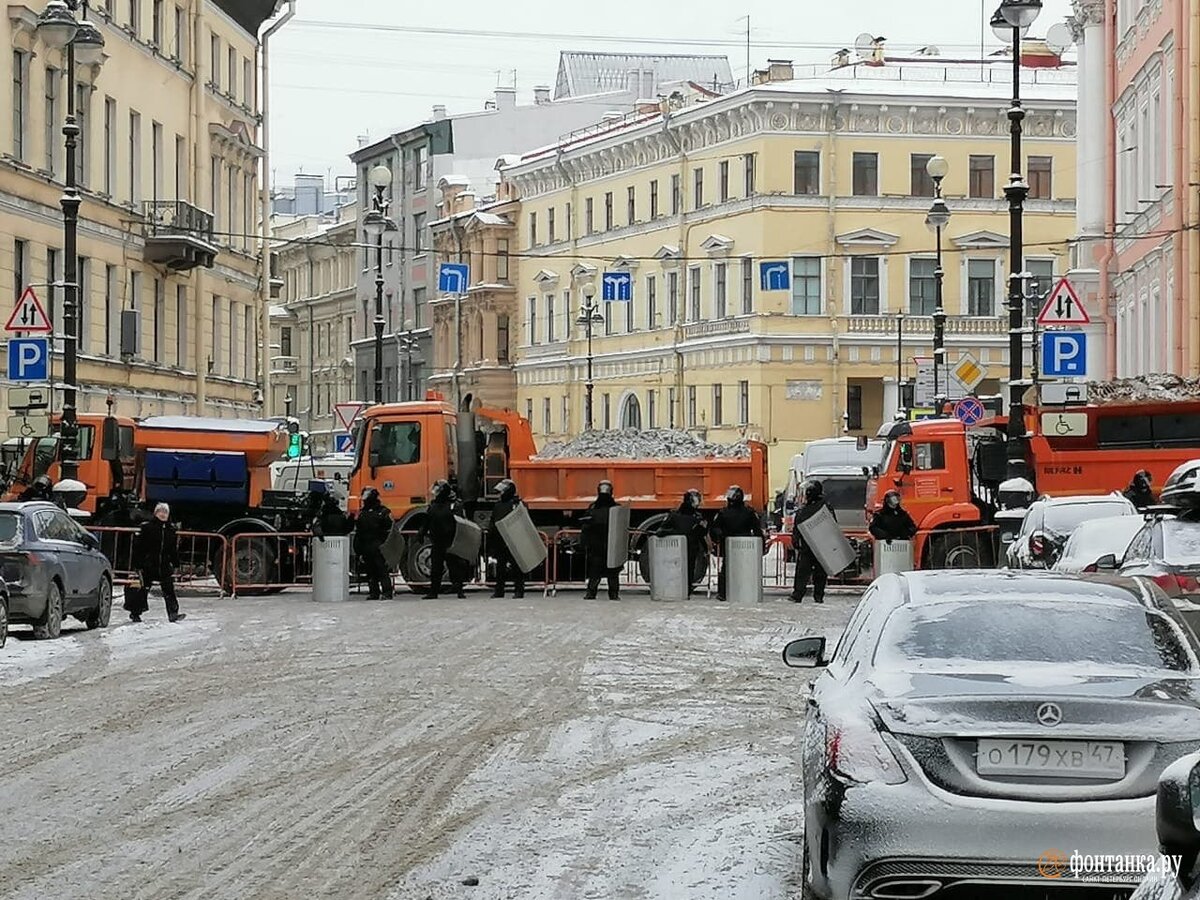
[877,600,1195,672]
[1044,500,1132,536]
[1163,522,1200,567]
[813,476,866,511]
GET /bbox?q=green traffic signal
[287,433,303,459]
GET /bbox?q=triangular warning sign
[4,286,52,334]
[1037,277,1091,326]
[334,402,366,432]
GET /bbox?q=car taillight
[1082,563,1098,573]
[1153,574,1200,594]
[826,723,907,786]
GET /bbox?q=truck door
[366,419,430,508]
[897,438,951,526]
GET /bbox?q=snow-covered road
[0,590,856,900]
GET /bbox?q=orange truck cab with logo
[348,396,769,583]
[867,393,1200,568]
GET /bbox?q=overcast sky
[268,0,1076,187]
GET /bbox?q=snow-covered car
[1006,494,1139,569]
[1128,750,1200,900]
[1051,515,1150,574]
[1161,459,1200,510]
[783,570,1200,900]
[1116,517,1200,633]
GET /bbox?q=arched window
[619,393,642,430]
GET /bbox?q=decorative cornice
[836,228,900,247]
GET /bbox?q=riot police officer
[710,485,763,602]
[656,489,708,596]
[354,487,393,600]
[421,479,466,599]
[581,480,621,600]
[791,480,835,604]
[488,479,526,599]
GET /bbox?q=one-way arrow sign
[4,286,52,334]
[1037,276,1091,326]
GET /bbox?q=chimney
[533,85,551,105]
[356,134,370,148]
[767,59,794,82]
[432,104,447,121]
[494,87,516,110]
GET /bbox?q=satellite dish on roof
[854,33,876,59]
[1045,22,1074,56]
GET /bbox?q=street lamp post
[576,282,604,431]
[925,155,951,414]
[363,164,397,406]
[36,0,104,482]
[993,0,1042,479]
[399,318,419,402]
[896,311,905,414]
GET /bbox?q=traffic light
[287,432,303,459]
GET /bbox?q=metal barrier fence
[89,526,230,590]
[228,532,314,595]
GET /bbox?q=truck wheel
[220,542,276,595]
[400,539,434,587]
[32,581,63,640]
[928,532,994,569]
[85,577,113,630]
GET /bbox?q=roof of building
[215,0,281,36]
[555,51,735,98]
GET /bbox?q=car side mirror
[100,416,120,462]
[80,531,100,551]
[1094,554,1118,571]
[1155,751,1200,879]
[782,636,828,669]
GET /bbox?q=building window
[714,263,727,318]
[847,384,863,431]
[561,396,569,432]
[526,399,533,423]
[967,258,996,316]
[712,384,723,426]
[527,297,537,345]
[668,386,677,428]
[719,160,730,201]
[849,257,881,315]
[152,278,164,361]
[128,111,142,204]
[46,247,58,327]
[497,239,510,282]
[151,122,163,199]
[543,398,552,435]
[585,198,594,235]
[44,66,57,174]
[688,266,701,321]
[910,153,934,197]
[741,258,753,314]
[174,5,187,63]
[497,313,510,363]
[228,47,238,99]
[625,289,635,332]
[650,180,659,218]
[738,380,749,426]
[175,134,185,199]
[412,286,426,329]
[129,0,140,35]
[545,294,556,343]
[792,256,822,315]
[693,167,704,209]
[412,212,427,253]
[244,58,254,108]
[103,97,116,195]
[602,393,611,430]
[104,264,116,355]
[667,270,679,324]
[909,258,937,315]
[969,155,994,199]
[671,174,681,214]
[604,192,613,230]
[413,144,428,190]
[627,186,636,224]
[687,385,697,428]
[646,274,657,329]
[794,150,820,195]
[1026,258,1056,316]
[12,51,27,161]
[210,32,220,88]
[1028,156,1052,199]
[547,207,556,243]
[852,152,878,196]
[529,211,538,246]
[648,390,657,429]
[280,325,292,357]
[74,84,89,186]
[152,0,163,46]
[605,301,614,336]
[744,153,756,196]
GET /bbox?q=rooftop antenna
[854,32,876,64]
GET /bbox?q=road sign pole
[60,36,81,483]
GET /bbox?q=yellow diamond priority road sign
[954,352,986,392]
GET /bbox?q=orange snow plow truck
[347,397,769,584]
[866,380,1200,568]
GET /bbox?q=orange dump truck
[348,399,769,582]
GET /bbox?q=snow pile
[1088,374,1200,404]
[535,429,751,460]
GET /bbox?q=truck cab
[3,415,137,513]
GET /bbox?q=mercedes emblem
[1036,702,1063,727]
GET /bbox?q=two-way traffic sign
[4,286,52,334]
[1037,277,1090,326]
[602,272,632,302]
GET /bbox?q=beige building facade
[1,0,279,425]
[497,58,1078,477]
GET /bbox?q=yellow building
[0,0,282,424]
[498,57,1078,478]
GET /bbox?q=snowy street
[0,589,857,900]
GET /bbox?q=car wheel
[85,577,112,630]
[32,581,63,640]
[0,594,7,649]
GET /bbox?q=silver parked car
[0,502,113,639]
[1006,494,1139,569]
[783,570,1200,900]
[1052,514,1150,574]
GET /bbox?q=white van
[271,455,354,503]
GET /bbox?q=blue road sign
[1042,331,1088,377]
[954,397,985,426]
[760,261,790,291]
[438,262,470,294]
[334,433,354,453]
[602,271,633,302]
[6,338,49,382]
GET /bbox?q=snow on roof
[138,417,286,434]
[555,51,735,99]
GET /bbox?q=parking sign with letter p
[1041,332,1087,378]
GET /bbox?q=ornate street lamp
[925,155,951,414]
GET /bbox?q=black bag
[123,583,149,615]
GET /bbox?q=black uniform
[581,494,621,599]
[710,495,763,601]
[488,490,526,599]
[791,496,836,603]
[656,501,708,594]
[422,490,465,599]
[311,494,354,539]
[131,518,181,621]
[1124,472,1156,511]
[869,507,918,542]
[18,476,52,503]
[354,495,394,599]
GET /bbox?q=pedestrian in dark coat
[791,481,836,604]
[488,479,526,599]
[420,480,466,599]
[710,485,764,602]
[1124,470,1156,511]
[656,489,708,595]
[131,502,184,622]
[580,480,621,600]
[19,474,52,502]
[354,487,393,600]
[869,490,918,543]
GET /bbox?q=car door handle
[806,696,818,708]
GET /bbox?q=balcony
[845,315,1006,336]
[143,201,219,272]
[683,317,752,340]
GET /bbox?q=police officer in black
[581,480,621,600]
[656,489,708,596]
[488,479,526,599]
[421,479,466,600]
[791,480,836,604]
[710,485,763,602]
[354,487,393,600]
[869,490,918,543]
[1124,470,1156,510]
[19,474,52,502]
